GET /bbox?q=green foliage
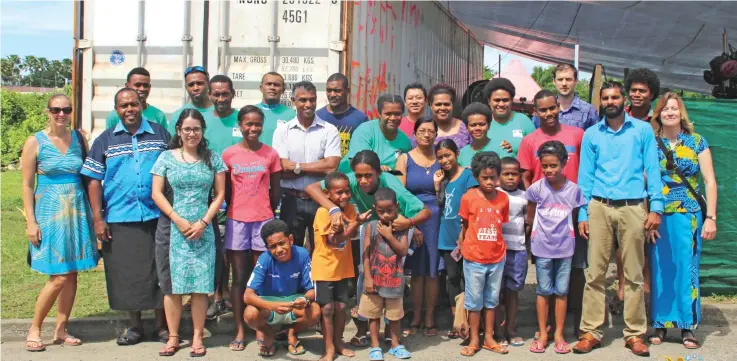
[483,65,496,80]
[0,86,72,166]
[530,65,591,102]
[1,55,71,87]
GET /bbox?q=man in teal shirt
[256,72,296,146]
[105,67,167,129]
[483,77,535,157]
[204,75,242,155]
[167,66,214,134]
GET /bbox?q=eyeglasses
[180,127,203,134]
[48,107,73,114]
[416,129,436,136]
[184,66,209,78]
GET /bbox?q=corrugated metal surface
[349,1,483,119]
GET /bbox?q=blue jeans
[535,257,572,296]
[463,259,505,312]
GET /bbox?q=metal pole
[218,0,231,75]
[182,0,192,102]
[136,0,146,66]
[574,44,580,69]
[269,0,280,72]
[498,54,501,76]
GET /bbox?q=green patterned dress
[150,150,226,294]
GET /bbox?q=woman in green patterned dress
[151,109,226,357]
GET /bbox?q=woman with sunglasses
[22,94,100,352]
[647,93,718,350]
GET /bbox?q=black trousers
[279,193,318,250]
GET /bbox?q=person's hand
[94,218,112,242]
[330,219,344,235]
[356,209,372,224]
[644,212,661,231]
[273,302,292,315]
[578,221,590,241]
[412,228,424,248]
[330,211,344,232]
[377,222,394,239]
[292,297,308,310]
[647,229,661,244]
[500,140,513,153]
[433,169,445,186]
[282,160,296,172]
[391,215,412,232]
[364,278,376,294]
[186,220,207,241]
[26,222,41,247]
[380,165,392,172]
[173,216,193,237]
[702,218,717,240]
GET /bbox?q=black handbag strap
[655,137,703,202]
[73,129,87,160]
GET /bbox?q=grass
[1,170,117,319]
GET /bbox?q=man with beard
[272,81,341,251]
[316,73,368,157]
[167,66,214,135]
[573,81,664,357]
[105,67,167,129]
[532,63,599,130]
[256,72,296,146]
[624,68,660,123]
[483,77,535,157]
[82,88,170,346]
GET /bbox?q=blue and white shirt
[247,245,313,297]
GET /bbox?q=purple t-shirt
[525,179,586,259]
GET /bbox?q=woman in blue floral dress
[22,94,99,352]
[151,109,226,357]
[647,93,718,350]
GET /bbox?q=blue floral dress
[150,150,227,294]
[649,132,708,330]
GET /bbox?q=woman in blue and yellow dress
[21,94,100,352]
[647,93,718,349]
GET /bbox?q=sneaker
[206,300,226,320]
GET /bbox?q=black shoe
[206,300,226,320]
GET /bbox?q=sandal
[287,340,306,355]
[648,328,667,345]
[25,338,46,352]
[257,339,277,357]
[423,326,438,337]
[554,341,571,354]
[116,327,143,346]
[682,330,700,349]
[155,328,169,343]
[483,342,509,354]
[510,336,525,347]
[369,346,384,361]
[403,324,422,337]
[460,345,479,357]
[350,335,369,347]
[53,334,82,346]
[529,339,547,353]
[229,339,246,351]
[388,345,412,359]
[159,335,180,357]
[189,345,207,357]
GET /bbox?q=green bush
[0,87,71,167]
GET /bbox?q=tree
[2,55,71,87]
[531,65,556,91]
[483,65,497,80]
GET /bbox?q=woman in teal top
[458,102,495,167]
[338,95,412,173]
[483,78,535,157]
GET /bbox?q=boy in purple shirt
[525,141,585,354]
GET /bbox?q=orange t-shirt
[459,189,510,264]
[311,205,356,281]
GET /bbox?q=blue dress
[30,132,99,275]
[404,154,441,277]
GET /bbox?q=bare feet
[336,343,356,357]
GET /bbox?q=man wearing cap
[167,66,214,135]
[483,77,535,157]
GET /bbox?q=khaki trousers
[580,199,647,340]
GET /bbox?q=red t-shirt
[459,189,509,264]
[222,144,282,222]
[517,125,584,183]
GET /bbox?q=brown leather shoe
[572,333,601,354]
[625,336,650,357]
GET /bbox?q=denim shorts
[463,258,505,312]
[503,249,528,291]
[535,256,572,296]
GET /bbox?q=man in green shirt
[256,72,296,147]
[483,77,535,157]
[167,66,214,134]
[105,67,167,129]
[204,75,242,155]
[338,94,411,173]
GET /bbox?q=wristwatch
[294,163,302,175]
[706,215,717,221]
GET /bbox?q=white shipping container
[73,0,483,136]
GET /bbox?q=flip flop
[529,339,547,353]
[423,326,438,337]
[116,327,142,346]
[189,345,207,357]
[287,340,306,355]
[229,339,246,351]
[510,336,525,347]
[554,341,571,354]
[648,328,667,345]
[483,342,509,354]
[53,334,82,346]
[350,335,369,347]
[257,339,277,357]
[25,338,46,352]
[388,345,412,359]
[682,330,700,349]
[369,346,384,361]
[159,341,180,357]
[459,345,479,357]
[403,324,422,337]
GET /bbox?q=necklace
[423,165,432,175]
[180,148,199,164]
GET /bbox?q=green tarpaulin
[683,99,737,295]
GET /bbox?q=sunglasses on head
[49,107,73,114]
[184,66,209,78]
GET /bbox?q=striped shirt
[498,188,527,251]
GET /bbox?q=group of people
[22,62,718,359]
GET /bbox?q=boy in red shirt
[458,151,510,356]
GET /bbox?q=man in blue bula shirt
[244,220,320,356]
[316,73,369,157]
[82,88,170,346]
[573,82,664,357]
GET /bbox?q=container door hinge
[268,36,280,43]
[330,41,345,52]
[75,39,92,49]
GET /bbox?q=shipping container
[73,0,483,136]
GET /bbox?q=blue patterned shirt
[81,118,170,223]
[658,132,709,213]
[532,95,599,130]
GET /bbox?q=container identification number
[282,9,307,23]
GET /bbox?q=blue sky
[0,1,561,78]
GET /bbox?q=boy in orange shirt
[312,172,371,361]
[458,152,510,357]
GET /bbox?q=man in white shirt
[273,81,341,251]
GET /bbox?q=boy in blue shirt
[244,220,320,357]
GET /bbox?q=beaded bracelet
[328,207,341,216]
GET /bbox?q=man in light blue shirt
[573,81,663,356]
[532,63,599,130]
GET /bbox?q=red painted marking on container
[401,0,406,22]
[385,2,397,21]
[352,60,361,68]
[370,14,377,35]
